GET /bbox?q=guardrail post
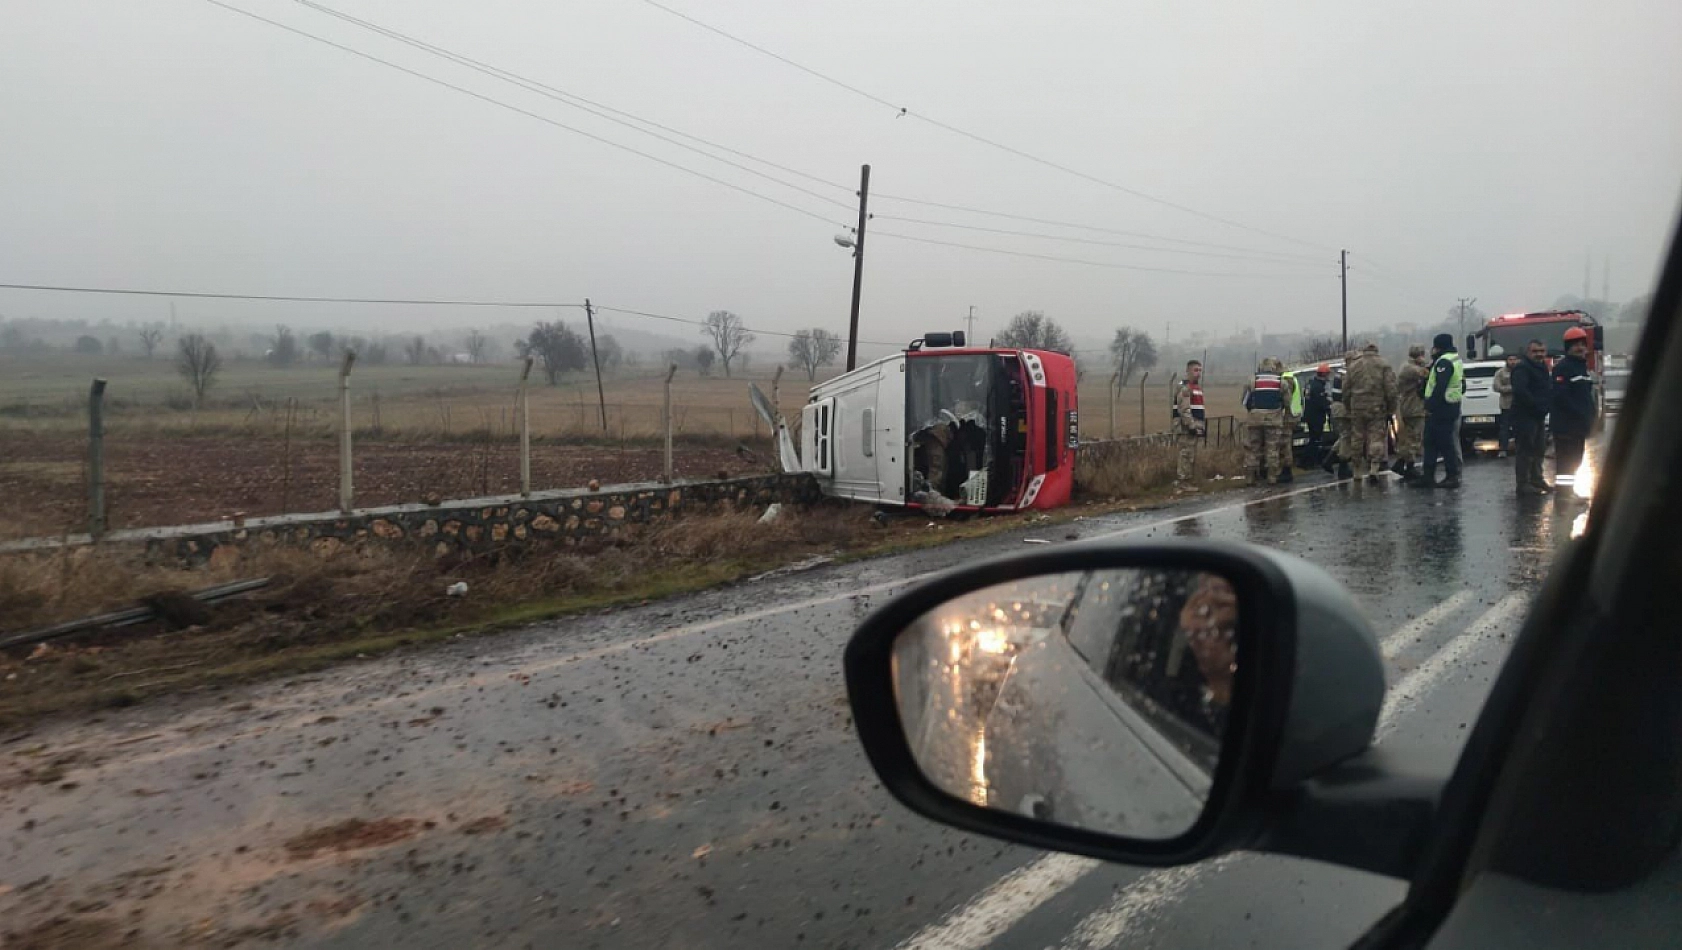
[88,378,108,538]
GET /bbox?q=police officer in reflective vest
[1243,357,1289,484]
[1411,333,1466,490]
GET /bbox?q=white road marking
[904,591,1528,950]
[1053,857,1240,950]
[1380,591,1477,660]
[1375,591,1528,740]
[895,853,1099,950]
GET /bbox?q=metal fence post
[1108,371,1118,439]
[662,363,678,483]
[87,378,107,538]
[1138,372,1150,436]
[338,351,356,514]
[519,357,533,498]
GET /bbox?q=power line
[870,195,1326,261]
[0,281,906,348]
[634,0,1334,252]
[196,0,850,228]
[0,282,588,308]
[289,0,855,210]
[870,232,1336,279]
[871,215,1334,267]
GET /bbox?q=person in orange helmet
[1551,326,1596,490]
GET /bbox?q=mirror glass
[892,568,1239,840]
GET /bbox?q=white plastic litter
[445,581,469,598]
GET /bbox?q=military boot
[1337,461,1353,480]
[1276,466,1294,484]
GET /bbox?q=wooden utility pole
[87,378,108,538]
[662,363,679,483]
[1339,249,1349,352]
[845,164,871,371]
[518,357,533,498]
[583,299,608,431]
[338,351,356,513]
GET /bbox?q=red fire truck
[1467,309,1606,369]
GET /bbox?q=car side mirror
[844,541,1442,878]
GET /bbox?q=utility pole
[845,164,871,372]
[1457,297,1478,344]
[583,299,607,431]
[967,305,976,343]
[1339,250,1348,352]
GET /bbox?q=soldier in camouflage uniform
[1324,350,1359,479]
[1242,357,1289,483]
[1342,342,1399,483]
[1392,345,1429,481]
[1173,359,1207,492]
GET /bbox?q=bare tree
[995,311,1073,353]
[464,329,488,364]
[176,333,223,407]
[694,346,716,377]
[138,325,163,359]
[405,335,427,366]
[1109,327,1159,388]
[701,310,754,377]
[1297,336,1343,365]
[787,328,843,381]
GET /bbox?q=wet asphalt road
[2,452,1591,950]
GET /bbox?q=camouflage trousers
[1396,414,1425,462]
[1329,404,1349,461]
[1244,410,1286,475]
[1176,431,1200,484]
[1348,413,1390,477]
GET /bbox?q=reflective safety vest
[1286,375,1304,417]
[1181,382,1206,422]
[1248,371,1284,412]
[1425,352,1465,404]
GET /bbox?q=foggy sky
[3,0,1680,357]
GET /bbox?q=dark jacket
[1551,353,1596,438]
[1303,376,1331,427]
[1510,356,1552,420]
[1424,349,1463,420]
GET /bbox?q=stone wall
[145,473,821,565]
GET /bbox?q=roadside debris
[445,581,470,598]
[0,577,273,652]
[757,504,783,524]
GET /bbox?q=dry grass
[0,504,880,725]
[1075,438,1246,500]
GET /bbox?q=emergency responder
[1551,326,1597,489]
[1392,345,1429,481]
[1174,359,1207,493]
[1342,342,1398,483]
[1511,338,1553,495]
[1278,368,1302,483]
[1242,357,1288,483]
[1411,333,1466,490]
[1302,364,1332,464]
[1491,347,1518,458]
[1323,351,1357,480]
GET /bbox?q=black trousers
[1555,432,1587,485]
[1512,414,1548,490]
[1422,414,1462,481]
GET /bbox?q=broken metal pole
[338,350,356,514]
[88,378,108,539]
[663,363,679,483]
[519,357,534,498]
